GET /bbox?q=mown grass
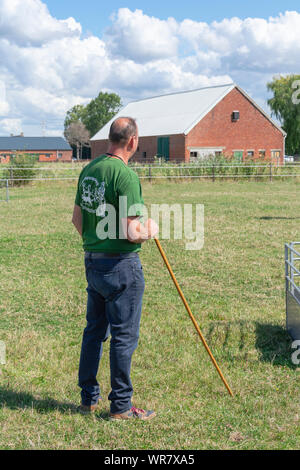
[0,179,299,450]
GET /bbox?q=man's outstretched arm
[72,204,82,236]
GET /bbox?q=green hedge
[2,154,38,186]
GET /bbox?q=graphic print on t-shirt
[80,176,106,216]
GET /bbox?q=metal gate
[285,242,300,340]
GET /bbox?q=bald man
[72,117,158,420]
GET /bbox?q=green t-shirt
[75,155,144,253]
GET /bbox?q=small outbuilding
[0,136,72,163]
[90,83,286,164]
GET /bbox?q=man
[72,117,158,421]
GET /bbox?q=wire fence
[1,162,300,183]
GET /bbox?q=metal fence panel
[285,242,300,340]
[286,291,300,340]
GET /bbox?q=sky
[46,0,300,36]
[0,0,299,137]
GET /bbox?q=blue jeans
[78,253,145,414]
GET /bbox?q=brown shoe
[78,400,101,414]
[110,406,156,421]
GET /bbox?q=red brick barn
[90,84,286,164]
[0,136,72,163]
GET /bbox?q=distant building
[90,83,286,164]
[0,136,72,163]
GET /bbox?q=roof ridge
[128,83,235,104]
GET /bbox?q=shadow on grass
[205,320,247,351]
[255,323,296,369]
[205,320,296,369]
[0,388,110,419]
[258,216,300,220]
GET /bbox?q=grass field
[0,179,299,450]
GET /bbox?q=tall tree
[64,92,122,138]
[64,104,86,130]
[83,92,122,137]
[267,75,300,155]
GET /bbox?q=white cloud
[106,58,231,101]
[105,8,178,63]
[42,128,64,137]
[0,0,81,46]
[0,118,22,134]
[0,102,9,115]
[0,34,108,95]
[179,11,300,73]
[0,2,299,136]
[13,87,86,117]
[0,79,9,115]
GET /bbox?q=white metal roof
[91,83,286,140]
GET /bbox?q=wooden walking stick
[154,237,233,397]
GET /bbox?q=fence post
[212,164,215,182]
[285,244,289,295]
[9,168,14,187]
[291,243,295,296]
[269,162,272,182]
[6,179,9,202]
[148,165,152,182]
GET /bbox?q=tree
[267,75,300,155]
[64,92,122,139]
[64,104,86,130]
[64,121,90,160]
[83,92,122,137]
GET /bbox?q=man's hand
[144,218,159,239]
[122,217,159,244]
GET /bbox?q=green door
[157,137,170,161]
[233,151,243,162]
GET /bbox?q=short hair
[109,117,137,145]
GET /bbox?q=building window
[45,153,51,158]
[247,150,254,158]
[259,150,266,158]
[232,111,240,122]
[271,150,280,158]
[215,151,222,157]
[190,151,198,158]
[271,150,281,164]
[58,153,62,158]
[143,152,147,158]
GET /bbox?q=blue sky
[0,0,299,136]
[46,0,300,36]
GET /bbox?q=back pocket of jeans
[87,268,121,300]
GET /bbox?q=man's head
[108,117,138,160]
